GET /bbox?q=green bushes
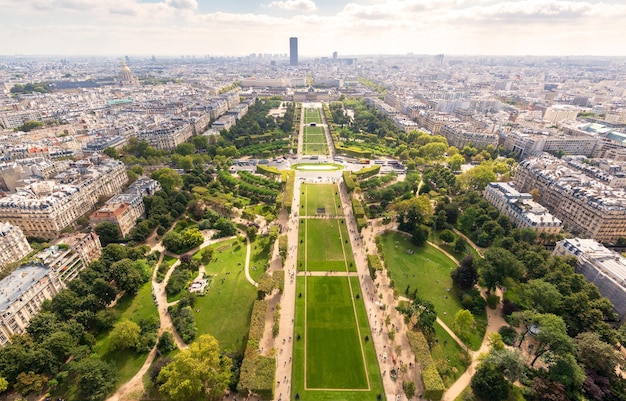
[422,365,445,400]
[335,144,372,158]
[367,254,383,279]
[352,197,365,218]
[249,300,267,341]
[238,356,275,400]
[239,171,283,190]
[343,171,355,192]
[353,165,381,180]
[256,164,282,177]
[272,304,280,338]
[273,270,285,293]
[169,301,197,343]
[278,235,288,264]
[283,170,295,211]
[238,299,275,400]
[407,331,445,400]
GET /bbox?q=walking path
[107,231,251,401]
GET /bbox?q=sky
[0,0,625,57]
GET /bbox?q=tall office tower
[290,37,298,66]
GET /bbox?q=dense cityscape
[1,35,626,401]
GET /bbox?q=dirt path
[243,236,258,287]
[106,233,238,401]
[442,291,508,400]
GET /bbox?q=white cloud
[165,0,197,11]
[266,0,317,12]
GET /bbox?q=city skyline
[1,0,626,57]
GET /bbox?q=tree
[529,377,568,401]
[576,331,624,376]
[453,309,475,337]
[71,358,117,401]
[14,371,45,396]
[0,376,7,393]
[176,142,196,156]
[439,229,454,243]
[480,348,525,382]
[395,195,433,233]
[411,225,429,247]
[110,258,145,294]
[447,153,465,171]
[103,147,119,159]
[477,247,525,292]
[42,330,77,362]
[151,168,183,193]
[454,237,467,254]
[110,319,141,351]
[471,363,510,401]
[95,222,122,245]
[450,254,477,291]
[157,331,178,355]
[530,313,575,367]
[158,334,232,401]
[520,279,563,314]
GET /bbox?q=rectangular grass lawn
[378,232,485,350]
[305,108,321,124]
[291,276,385,400]
[304,125,325,136]
[298,218,356,272]
[301,183,343,217]
[304,143,329,155]
[306,276,368,389]
[192,238,258,355]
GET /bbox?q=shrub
[249,300,267,341]
[367,254,384,279]
[487,294,500,309]
[499,326,518,346]
[353,165,381,180]
[422,365,445,400]
[343,171,355,192]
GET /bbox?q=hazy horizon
[1,0,625,57]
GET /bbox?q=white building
[483,182,562,235]
[554,238,626,321]
[0,264,65,346]
[0,223,32,270]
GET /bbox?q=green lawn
[306,277,368,388]
[249,237,272,283]
[304,108,322,124]
[431,321,471,386]
[298,218,356,272]
[93,281,159,388]
[301,183,343,217]
[379,232,485,350]
[304,125,325,136]
[193,238,258,355]
[292,276,385,400]
[304,143,329,155]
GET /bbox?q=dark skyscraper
[290,37,298,66]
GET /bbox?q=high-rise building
[290,37,298,66]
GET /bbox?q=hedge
[335,144,372,158]
[353,165,381,180]
[238,355,275,400]
[239,299,276,400]
[249,300,267,341]
[283,170,295,211]
[343,171,355,193]
[351,197,365,218]
[273,270,285,293]
[407,331,445,400]
[367,254,383,279]
[356,217,368,231]
[256,164,282,177]
[278,235,288,264]
[422,366,445,401]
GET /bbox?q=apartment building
[440,123,498,149]
[0,223,32,270]
[501,130,598,159]
[137,122,194,151]
[0,264,65,346]
[514,154,626,243]
[553,238,626,321]
[90,177,160,237]
[36,231,102,282]
[484,182,562,235]
[0,157,128,238]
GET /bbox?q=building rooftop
[559,238,626,287]
[0,263,51,312]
